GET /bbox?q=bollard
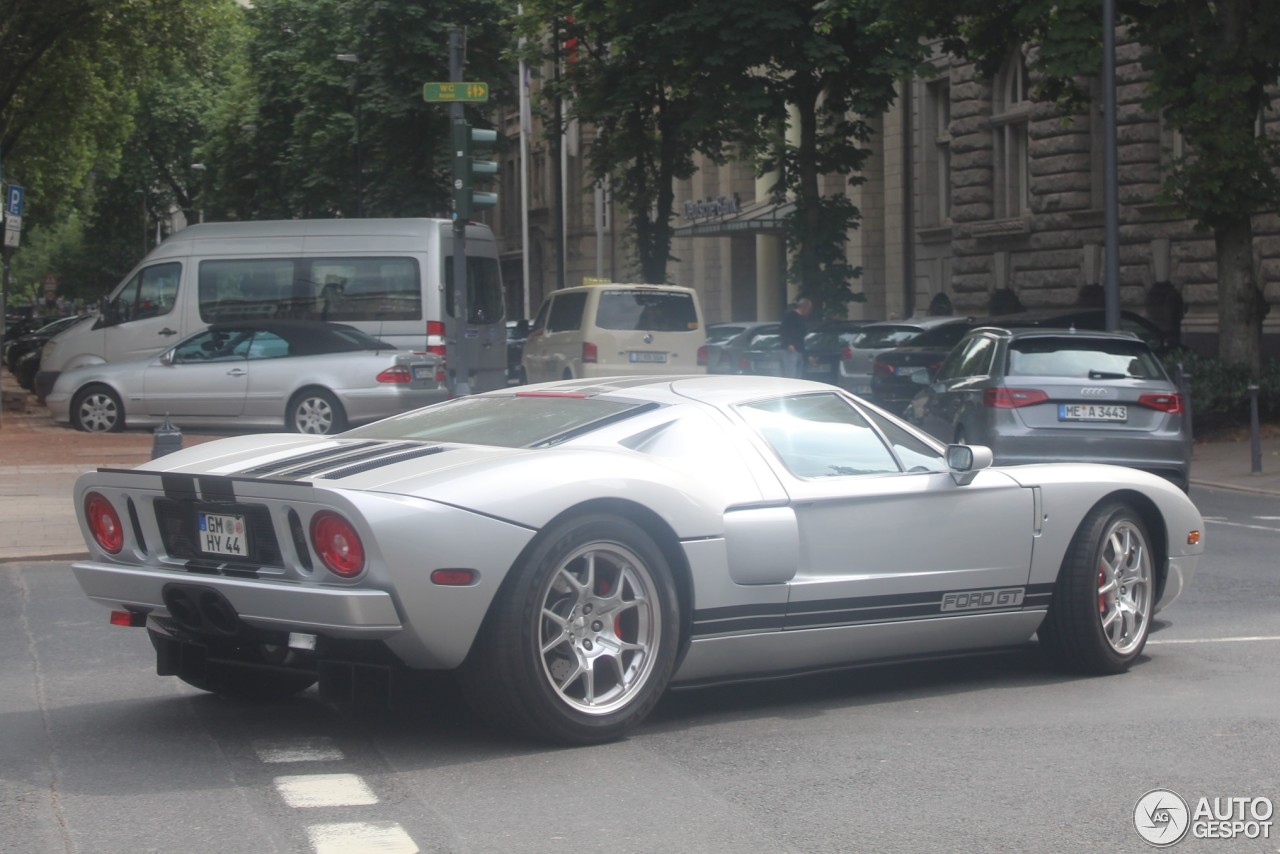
[1248,384,1262,475]
[152,414,183,459]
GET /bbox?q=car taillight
[582,341,598,363]
[85,492,124,554]
[841,345,853,361]
[873,360,894,376]
[983,387,1050,408]
[309,511,365,578]
[376,366,412,384]
[697,345,708,366]
[426,320,447,358]
[738,356,750,372]
[1138,392,1184,413]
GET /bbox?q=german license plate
[629,351,667,363]
[412,364,432,380]
[197,511,248,557]
[1059,403,1127,422]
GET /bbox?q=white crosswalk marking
[254,737,345,764]
[274,774,378,808]
[306,821,420,854]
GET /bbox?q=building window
[924,77,952,225]
[992,50,1032,219]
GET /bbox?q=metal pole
[1249,383,1262,474]
[1102,0,1120,332]
[450,29,472,397]
[354,70,363,218]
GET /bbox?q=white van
[36,218,507,398]
[521,283,707,383]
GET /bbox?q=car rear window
[853,325,925,349]
[343,394,648,448]
[1006,337,1167,379]
[706,325,747,344]
[595,290,698,332]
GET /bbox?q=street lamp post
[336,53,363,217]
[190,162,208,224]
[134,189,147,255]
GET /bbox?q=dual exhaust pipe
[161,584,241,636]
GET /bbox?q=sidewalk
[2,374,1279,562]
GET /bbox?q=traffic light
[452,119,498,219]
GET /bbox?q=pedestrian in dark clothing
[779,297,812,378]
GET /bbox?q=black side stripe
[161,473,198,501]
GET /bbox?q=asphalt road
[2,485,1278,854]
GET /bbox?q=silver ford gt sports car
[71,375,1204,745]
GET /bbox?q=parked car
[69,374,1202,744]
[839,316,974,395]
[6,315,95,391]
[801,319,875,385]
[521,283,707,382]
[506,319,529,384]
[979,308,1180,355]
[47,320,444,435]
[704,321,779,374]
[870,318,982,412]
[906,326,1191,490]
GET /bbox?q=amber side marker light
[1187,531,1202,545]
[431,569,477,586]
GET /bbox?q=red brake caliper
[597,578,623,637]
[1097,565,1107,614]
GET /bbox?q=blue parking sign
[7,185,23,218]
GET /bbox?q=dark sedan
[870,318,980,413]
[6,314,94,391]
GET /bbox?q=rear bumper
[72,561,403,638]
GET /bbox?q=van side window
[547,292,587,333]
[198,258,421,324]
[530,299,551,333]
[105,263,181,326]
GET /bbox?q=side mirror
[159,350,175,366]
[946,443,994,486]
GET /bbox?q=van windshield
[596,290,698,332]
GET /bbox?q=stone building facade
[493,41,1280,353]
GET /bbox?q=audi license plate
[1059,403,1127,422]
[197,511,249,557]
[629,351,667,363]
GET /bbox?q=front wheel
[1040,502,1155,674]
[288,388,347,435]
[71,385,125,433]
[459,514,680,745]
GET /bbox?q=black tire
[1040,501,1155,674]
[287,388,347,435]
[70,384,125,433]
[459,514,681,745]
[149,631,317,699]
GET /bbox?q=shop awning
[673,200,794,238]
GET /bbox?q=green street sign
[423,82,489,103]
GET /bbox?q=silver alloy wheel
[294,395,335,434]
[536,541,661,716]
[77,391,120,432]
[1095,517,1153,655]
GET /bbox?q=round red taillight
[85,492,124,554]
[309,511,365,577]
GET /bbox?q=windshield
[344,394,648,448]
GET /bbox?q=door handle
[226,368,247,377]
[159,327,178,337]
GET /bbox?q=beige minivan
[520,283,707,383]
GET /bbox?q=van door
[101,262,185,363]
[441,235,506,392]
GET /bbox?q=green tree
[950,0,1280,375]
[517,0,772,285]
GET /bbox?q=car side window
[246,332,289,360]
[105,262,181,327]
[547,292,587,333]
[860,407,948,473]
[529,299,550,334]
[937,335,996,380]
[737,392,901,478]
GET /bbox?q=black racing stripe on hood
[236,440,386,477]
[319,445,446,479]
[279,442,425,479]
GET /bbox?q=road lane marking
[254,738,344,764]
[306,821,419,853]
[275,774,378,808]
[1202,517,1280,533]
[1148,635,1280,645]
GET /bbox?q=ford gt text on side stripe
[71,375,1203,745]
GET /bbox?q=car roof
[204,320,385,354]
[857,315,972,332]
[968,325,1146,343]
